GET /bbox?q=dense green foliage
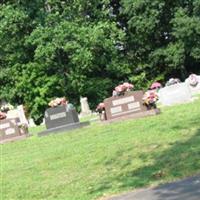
[2,100,200,199]
[0,1,200,123]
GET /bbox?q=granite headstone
[80,97,92,117]
[44,105,79,129]
[159,83,192,106]
[0,118,28,144]
[38,105,89,136]
[104,91,159,122]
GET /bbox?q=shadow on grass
[89,128,200,198]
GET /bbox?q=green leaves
[0,0,200,122]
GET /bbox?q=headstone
[159,83,192,106]
[6,105,28,126]
[6,109,18,119]
[17,105,28,126]
[38,105,90,136]
[0,118,29,144]
[185,74,200,95]
[28,118,36,127]
[103,91,159,121]
[44,105,79,129]
[80,97,92,117]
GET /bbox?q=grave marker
[103,91,159,122]
[38,105,89,136]
[159,83,192,106]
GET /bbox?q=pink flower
[143,91,158,105]
[150,82,162,90]
[123,82,134,89]
[115,84,126,92]
[113,82,134,96]
[48,97,68,107]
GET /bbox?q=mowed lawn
[1,99,200,200]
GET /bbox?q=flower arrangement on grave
[165,78,181,86]
[96,102,105,114]
[112,82,134,96]
[18,123,28,134]
[188,74,199,87]
[143,91,159,109]
[0,103,14,113]
[48,97,67,108]
[150,82,162,91]
[0,111,7,120]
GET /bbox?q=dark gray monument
[38,105,89,136]
[44,106,79,129]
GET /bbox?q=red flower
[123,82,134,89]
[0,111,7,120]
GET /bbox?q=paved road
[109,175,200,200]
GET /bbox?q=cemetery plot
[0,118,29,144]
[159,83,192,106]
[103,91,160,122]
[38,105,89,136]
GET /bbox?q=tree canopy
[0,0,199,123]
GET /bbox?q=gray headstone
[45,105,79,129]
[159,83,192,106]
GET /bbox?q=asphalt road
[109,175,200,200]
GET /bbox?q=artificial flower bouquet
[0,111,7,120]
[96,102,105,113]
[48,97,67,108]
[143,91,159,109]
[96,102,106,121]
[188,74,199,87]
[0,103,14,113]
[150,82,162,90]
[112,82,134,96]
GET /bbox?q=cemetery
[1,97,200,200]
[1,1,200,199]
[1,75,200,200]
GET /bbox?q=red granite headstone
[104,91,159,121]
[0,118,28,144]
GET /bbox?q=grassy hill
[1,99,200,200]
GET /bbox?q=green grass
[1,99,200,200]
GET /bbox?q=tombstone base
[38,122,90,137]
[0,134,29,144]
[103,109,160,123]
